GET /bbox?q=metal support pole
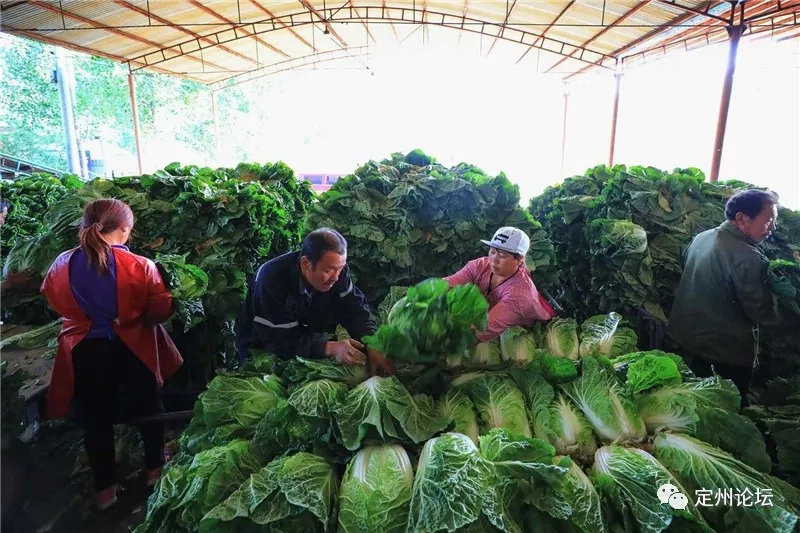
[609,72,623,167]
[77,137,88,178]
[128,73,143,175]
[55,47,81,175]
[710,22,746,181]
[561,84,570,175]
[210,90,219,157]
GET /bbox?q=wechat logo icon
[658,484,689,510]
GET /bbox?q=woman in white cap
[445,227,556,341]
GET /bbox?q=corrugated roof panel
[2,1,69,31]
[1,0,796,84]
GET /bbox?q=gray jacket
[666,221,784,367]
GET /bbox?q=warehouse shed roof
[1,0,798,87]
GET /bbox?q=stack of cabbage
[306,150,557,307]
[137,282,799,533]
[528,166,800,482]
[3,162,314,329]
[528,164,800,326]
[1,163,314,380]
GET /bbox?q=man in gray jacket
[667,189,789,397]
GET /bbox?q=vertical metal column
[609,72,623,167]
[561,83,570,175]
[128,73,143,175]
[710,19,746,182]
[55,47,81,175]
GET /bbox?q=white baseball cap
[481,227,530,256]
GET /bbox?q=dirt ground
[4,421,182,533]
[2,324,195,533]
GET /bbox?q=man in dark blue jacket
[236,228,391,372]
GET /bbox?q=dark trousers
[72,337,165,491]
[686,355,753,402]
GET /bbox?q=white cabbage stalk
[338,444,413,533]
[545,318,580,360]
[500,326,537,365]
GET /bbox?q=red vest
[41,247,183,418]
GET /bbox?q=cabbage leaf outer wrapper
[408,433,488,533]
[561,357,645,444]
[338,444,413,533]
[653,432,800,533]
[589,445,712,533]
[334,376,446,451]
[199,452,338,532]
[459,373,533,438]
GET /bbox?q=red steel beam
[608,72,622,167]
[128,73,143,174]
[113,0,259,67]
[458,0,470,45]
[655,0,771,49]
[382,0,400,41]
[654,4,738,47]
[748,16,800,40]
[186,0,289,58]
[487,0,519,55]
[516,1,577,65]
[710,23,745,181]
[210,47,370,90]
[123,5,616,73]
[27,0,229,72]
[624,5,797,62]
[347,1,377,43]
[745,1,800,22]
[653,0,729,22]
[564,5,712,79]
[422,0,428,44]
[617,0,780,70]
[298,0,348,47]
[622,27,727,66]
[4,27,179,77]
[248,0,316,51]
[545,0,653,74]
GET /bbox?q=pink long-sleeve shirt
[445,257,556,342]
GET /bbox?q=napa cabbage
[579,313,638,358]
[338,444,413,533]
[561,356,645,444]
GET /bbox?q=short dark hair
[300,228,347,266]
[725,189,779,221]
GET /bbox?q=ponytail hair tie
[93,222,104,231]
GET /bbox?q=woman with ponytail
[41,198,182,510]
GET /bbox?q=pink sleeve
[476,301,518,342]
[531,290,557,321]
[526,273,557,320]
[475,281,556,342]
[444,261,477,288]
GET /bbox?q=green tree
[72,55,136,153]
[0,36,66,169]
[0,34,217,173]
